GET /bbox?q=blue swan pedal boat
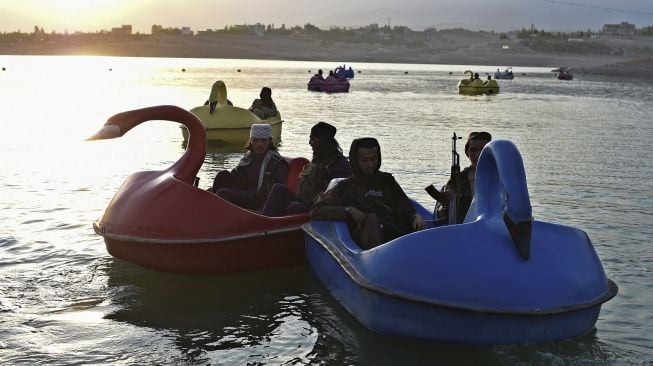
[302,140,617,345]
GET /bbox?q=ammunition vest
[297,153,344,203]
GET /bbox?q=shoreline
[2,34,651,79]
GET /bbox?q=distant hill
[317,2,652,32]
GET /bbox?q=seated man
[261,121,351,216]
[431,131,492,224]
[313,69,325,80]
[210,124,288,210]
[249,87,278,119]
[310,137,427,249]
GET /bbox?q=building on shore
[111,25,132,35]
[602,22,636,37]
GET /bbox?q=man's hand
[413,214,428,231]
[346,206,366,222]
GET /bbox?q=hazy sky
[1,0,651,33]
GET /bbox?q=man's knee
[212,170,234,191]
[357,213,383,250]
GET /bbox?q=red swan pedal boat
[88,105,310,274]
[307,76,350,93]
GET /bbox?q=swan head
[86,124,121,141]
[208,80,228,113]
[473,140,533,260]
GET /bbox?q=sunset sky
[1,0,651,33]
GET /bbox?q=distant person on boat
[249,87,278,119]
[261,122,351,216]
[314,69,324,80]
[473,73,480,80]
[209,124,288,210]
[432,131,492,224]
[310,137,427,249]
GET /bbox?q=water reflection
[103,260,318,364]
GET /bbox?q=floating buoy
[237,69,241,72]
[449,72,453,75]
[357,70,361,73]
[182,68,186,72]
[308,70,311,73]
[2,67,5,71]
[108,68,112,71]
[522,73,526,76]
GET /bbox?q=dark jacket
[233,150,288,203]
[311,137,416,242]
[297,151,350,203]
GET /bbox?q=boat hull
[185,104,283,144]
[181,119,283,145]
[95,157,309,274]
[458,79,499,95]
[494,73,514,80]
[100,224,305,274]
[307,78,350,93]
[458,86,500,95]
[304,221,616,344]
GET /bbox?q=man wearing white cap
[210,124,288,210]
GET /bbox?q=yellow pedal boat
[182,80,283,145]
[458,70,500,95]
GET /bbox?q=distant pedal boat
[184,80,283,145]
[458,70,500,95]
[494,67,514,80]
[308,75,350,93]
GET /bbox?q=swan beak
[86,125,122,141]
[503,213,532,260]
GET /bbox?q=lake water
[0,55,651,365]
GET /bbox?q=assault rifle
[343,190,414,238]
[425,132,462,225]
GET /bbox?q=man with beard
[261,122,351,216]
[310,137,427,249]
[209,124,288,210]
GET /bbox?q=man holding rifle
[427,131,492,224]
[310,137,427,249]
